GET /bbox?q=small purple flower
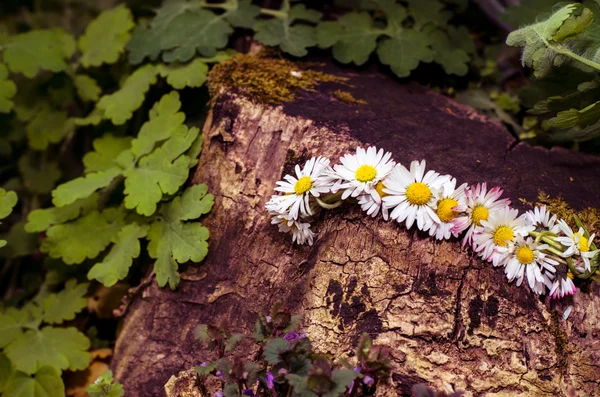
[363,376,374,386]
[199,362,208,367]
[265,372,275,389]
[215,393,224,397]
[283,331,307,341]
[243,389,255,396]
[216,370,223,380]
[265,316,272,323]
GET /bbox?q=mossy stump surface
[112,59,600,397]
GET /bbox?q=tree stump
[111,61,600,397]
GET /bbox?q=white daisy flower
[524,205,559,233]
[428,177,468,240]
[382,160,448,232]
[504,236,557,292]
[357,177,391,220]
[455,183,511,248]
[549,264,577,299]
[332,146,395,201]
[473,206,533,266]
[271,214,316,246]
[555,220,599,272]
[269,156,332,220]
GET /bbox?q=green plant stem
[316,197,343,209]
[529,231,563,250]
[548,42,600,72]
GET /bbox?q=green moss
[331,89,367,105]
[207,52,348,105]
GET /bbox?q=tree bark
[111,63,600,397]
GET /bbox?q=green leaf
[127,3,233,64]
[40,280,89,324]
[223,383,241,397]
[25,106,71,151]
[289,4,322,23]
[130,91,186,158]
[83,134,132,173]
[86,370,124,397]
[225,0,261,28]
[123,125,199,216]
[157,58,209,89]
[41,209,124,265]
[0,188,18,220]
[74,75,101,102]
[0,63,16,113]
[323,369,358,397]
[25,194,98,233]
[254,20,317,57]
[506,4,579,78]
[0,308,28,348]
[169,184,214,221]
[553,7,594,42]
[546,100,600,129]
[18,153,61,194]
[2,29,75,78]
[408,0,451,30]
[285,374,318,397]
[52,167,121,207]
[427,28,470,75]
[96,64,158,125]
[5,326,90,374]
[264,338,289,364]
[146,184,213,289]
[377,29,433,77]
[87,223,149,286]
[194,361,217,376]
[78,4,135,67]
[225,333,244,352]
[317,12,382,65]
[0,221,37,258]
[4,366,65,397]
[0,354,11,392]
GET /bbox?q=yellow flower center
[516,246,535,265]
[567,272,574,280]
[355,165,377,182]
[294,176,312,195]
[574,232,589,252]
[472,205,489,226]
[406,182,431,206]
[375,181,388,198]
[493,226,514,247]
[437,198,459,223]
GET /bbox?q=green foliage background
[0,0,597,395]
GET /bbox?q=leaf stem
[548,42,600,72]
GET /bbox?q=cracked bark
[112,63,600,397]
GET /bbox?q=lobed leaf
[40,280,89,324]
[0,189,18,220]
[83,134,132,173]
[5,326,90,374]
[41,209,124,265]
[0,63,16,113]
[78,4,135,68]
[25,194,98,233]
[25,106,71,151]
[74,75,102,102]
[3,366,65,397]
[52,167,121,207]
[254,21,317,57]
[146,184,213,289]
[86,370,124,397]
[157,58,209,89]
[96,64,158,125]
[87,223,149,286]
[18,153,61,194]
[224,0,261,28]
[2,29,75,78]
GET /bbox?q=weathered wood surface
[112,63,600,396]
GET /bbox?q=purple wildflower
[283,331,307,341]
[216,370,223,380]
[243,389,255,396]
[265,372,275,389]
[215,393,224,397]
[363,376,374,386]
